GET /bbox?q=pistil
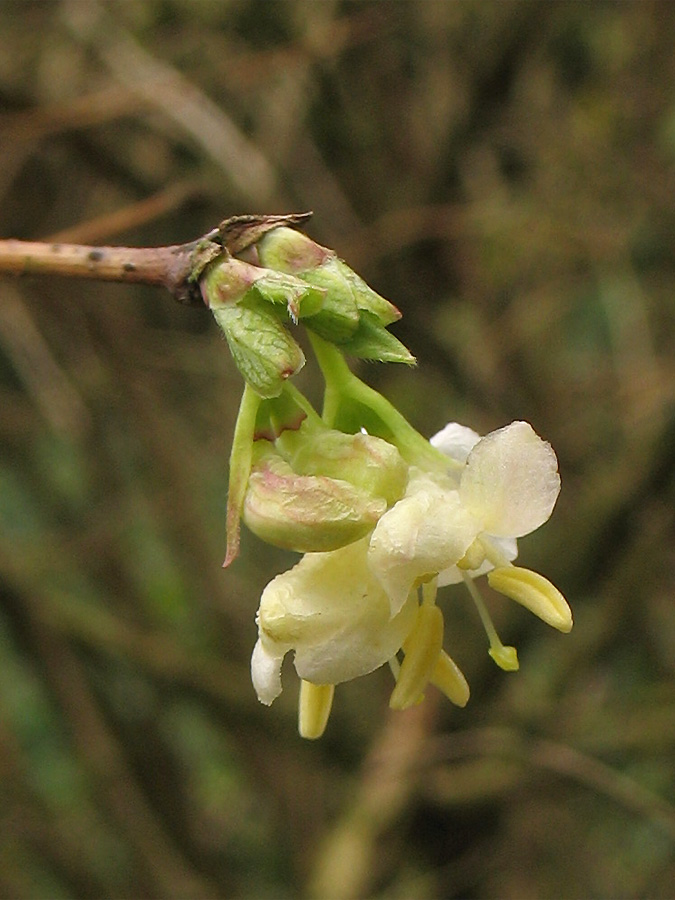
[461,572,519,671]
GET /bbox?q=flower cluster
[251,417,571,737]
[202,222,572,739]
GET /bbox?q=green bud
[201,253,324,320]
[280,423,409,507]
[255,226,332,273]
[257,226,409,351]
[243,443,386,552]
[257,227,359,343]
[212,300,305,398]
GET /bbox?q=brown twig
[0,212,312,306]
[0,238,202,301]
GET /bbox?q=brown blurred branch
[62,0,278,205]
[0,211,312,305]
[47,181,203,245]
[307,700,438,900]
[426,727,675,843]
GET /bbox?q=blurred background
[1,1,674,897]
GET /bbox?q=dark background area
[1,2,674,897]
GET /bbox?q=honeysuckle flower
[251,537,471,738]
[368,421,560,604]
[431,420,561,583]
[368,419,571,667]
[251,537,418,707]
[248,412,571,737]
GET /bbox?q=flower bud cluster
[200,225,414,398]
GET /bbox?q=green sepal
[250,271,325,321]
[300,260,360,343]
[339,310,416,364]
[224,384,261,567]
[212,299,305,398]
[254,391,307,442]
[334,260,401,325]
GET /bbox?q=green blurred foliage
[1,1,674,897]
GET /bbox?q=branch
[0,212,313,306]
[0,239,200,302]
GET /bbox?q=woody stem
[0,238,204,305]
[0,212,313,306]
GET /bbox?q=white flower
[368,420,559,603]
[367,420,570,646]
[367,468,476,613]
[432,420,561,584]
[251,536,418,706]
[250,418,571,738]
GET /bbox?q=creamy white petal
[430,422,481,463]
[294,593,417,684]
[368,477,477,612]
[256,538,417,687]
[459,421,560,538]
[251,638,283,705]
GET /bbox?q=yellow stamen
[421,578,438,607]
[388,656,401,680]
[390,604,444,710]
[430,650,470,707]
[461,572,519,672]
[457,538,486,572]
[298,681,335,739]
[488,566,573,633]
